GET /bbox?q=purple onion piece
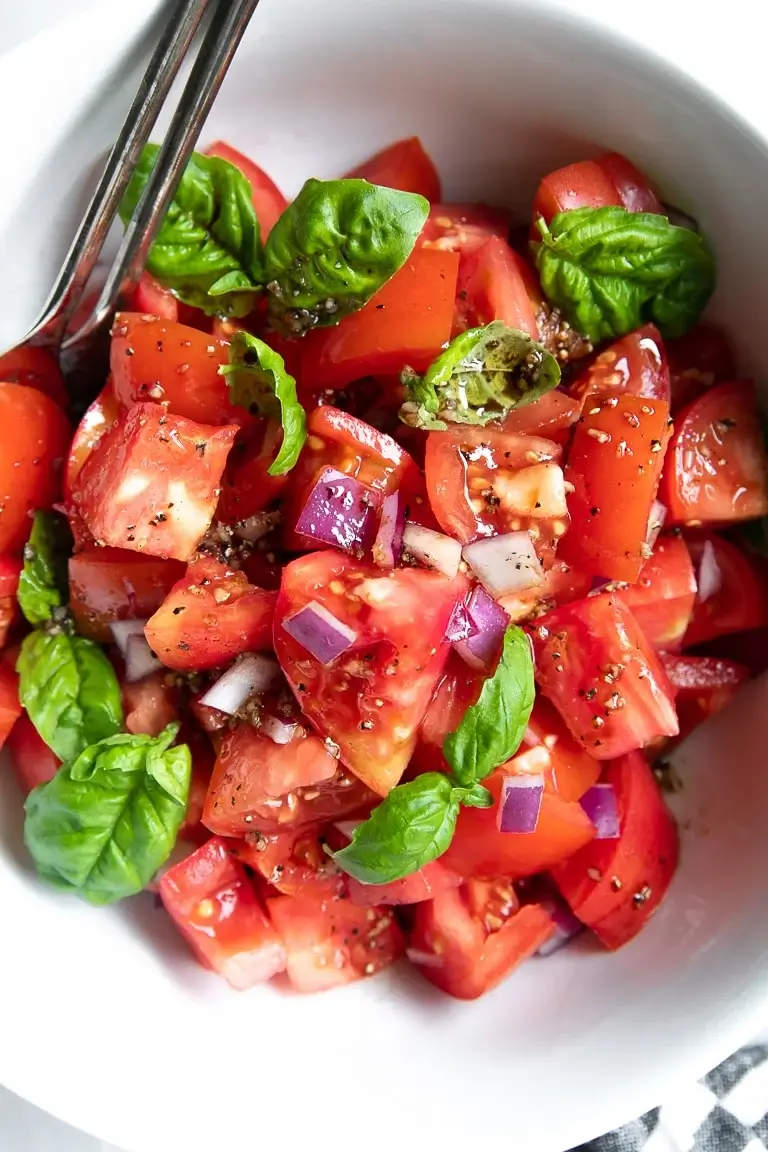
[295,467,380,554]
[445,598,479,643]
[282,601,357,665]
[497,774,545,834]
[372,492,404,569]
[453,585,509,669]
[537,899,584,957]
[579,782,620,839]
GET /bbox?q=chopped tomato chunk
[127,273,179,321]
[532,152,661,228]
[0,384,70,555]
[347,859,461,907]
[0,345,67,406]
[569,325,670,406]
[420,202,512,252]
[65,380,121,500]
[4,713,59,795]
[122,671,178,737]
[0,556,21,650]
[232,824,346,901]
[683,534,768,647]
[519,697,601,802]
[613,534,697,650]
[665,323,736,413]
[660,654,749,742]
[344,136,441,201]
[0,661,21,752]
[69,547,184,643]
[453,237,539,337]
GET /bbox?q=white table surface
[2,0,767,1149]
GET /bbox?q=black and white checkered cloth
[574,1045,768,1152]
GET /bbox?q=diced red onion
[696,538,721,603]
[124,634,164,683]
[663,203,699,232]
[645,499,667,551]
[372,492,404,569]
[111,619,150,658]
[453,586,509,670]
[200,653,279,715]
[537,900,584,957]
[463,531,544,598]
[402,522,462,578]
[260,714,298,745]
[282,601,357,664]
[579,782,620,839]
[497,774,545,834]
[445,598,479,643]
[295,467,379,554]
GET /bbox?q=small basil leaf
[219,331,306,474]
[456,782,494,809]
[24,724,191,905]
[119,144,265,318]
[17,512,71,626]
[444,625,535,787]
[399,322,561,430]
[17,630,123,764]
[532,206,716,343]
[264,178,429,334]
[332,772,461,884]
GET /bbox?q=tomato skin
[207,141,288,238]
[128,273,179,321]
[65,381,122,501]
[424,424,565,549]
[559,392,671,582]
[441,767,595,879]
[266,893,404,992]
[216,419,288,523]
[0,662,22,753]
[4,713,59,795]
[660,654,749,742]
[348,859,462,907]
[178,732,215,844]
[408,891,556,1000]
[300,248,458,390]
[530,595,679,758]
[532,152,662,227]
[0,345,68,407]
[145,555,276,671]
[661,380,768,526]
[552,751,679,950]
[122,671,178,737]
[274,551,467,796]
[232,824,346,901]
[665,323,736,413]
[682,534,768,647]
[71,402,237,562]
[0,384,70,555]
[419,202,512,251]
[344,136,441,201]
[68,547,184,643]
[569,325,670,406]
[159,837,286,990]
[417,654,484,767]
[520,697,601,802]
[453,237,539,337]
[614,534,697,651]
[110,314,246,427]
[501,390,581,441]
[0,556,21,650]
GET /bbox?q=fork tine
[63,0,261,352]
[31,0,211,349]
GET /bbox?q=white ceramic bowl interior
[0,2,767,1150]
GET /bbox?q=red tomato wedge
[344,136,441,201]
[5,713,59,795]
[300,247,458,390]
[519,697,601,802]
[497,559,592,625]
[122,671,178,737]
[662,380,768,526]
[0,345,67,407]
[532,152,662,228]
[683,534,768,647]
[348,859,461,908]
[128,273,179,321]
[207,141,288,238]
[273,551,467,796]
[420,202,512,252]
[660,654,749,742]
[501,390,581,442]
[530,595,679,758]
[559,392,672,582]
[203,722,341,837]
[407,889,556,1000]
[0,662,22,753]
[424,424,566,551]
[569,325,670,406]
[613,533,697,650]
[65,381,121,500]
[441,768,595,880]
[177,732,215,844]
[232,824,346,901]
[145,555,275,671]
[216,419,288,524]
[453,237,539,337]
[665,323,736,413]
[552,751,679,950]
[69,547,184,643]
[110,314,245,427]
[0,556,21,650]
[159,837,286,990]
[0,384,70,555]
[417,654,484,768]
[71,402,237,561]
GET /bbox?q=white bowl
[1,2,768,1150]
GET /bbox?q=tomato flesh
[65,381,121,501]
[0,345,68,407]
[532,152,661,228]
[5,713,59,795]
[69,547,184,643]
[122,671,178,737]
[520,697,601,802]
[613,534,697,650]
[666,323,736,413]
[0,662,23,754]
[683,534,768,647]
[453,237,539,337]
[420,202,512,252]
[569,325,670,406]
[0,384,70,554]
[233,823,346,901]
[344,136,441,201]
[348,859,461,907]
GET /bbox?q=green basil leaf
[443,625,535,787]
[119,144,265,318]
[264,178,429,334]
[17,512,71,626]
[532,206,716,343]
[24,724,191,905]
[17,630,123,764]
[219,331,306,474]
[458,782,494,809]
[332,772,461,884]
[399,322,561,430]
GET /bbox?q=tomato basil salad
[0,135,766,1000]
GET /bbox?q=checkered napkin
[573,1046,768,1152]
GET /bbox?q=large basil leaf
[17,630,123,764]
[119,144,264,318]
[17,511,71,626]
[219,331,306,474]
[24,724,191,905]
[532,206,716,343]
[443,625,535,787]
[264,178,429,333]
[399,322,561,430]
